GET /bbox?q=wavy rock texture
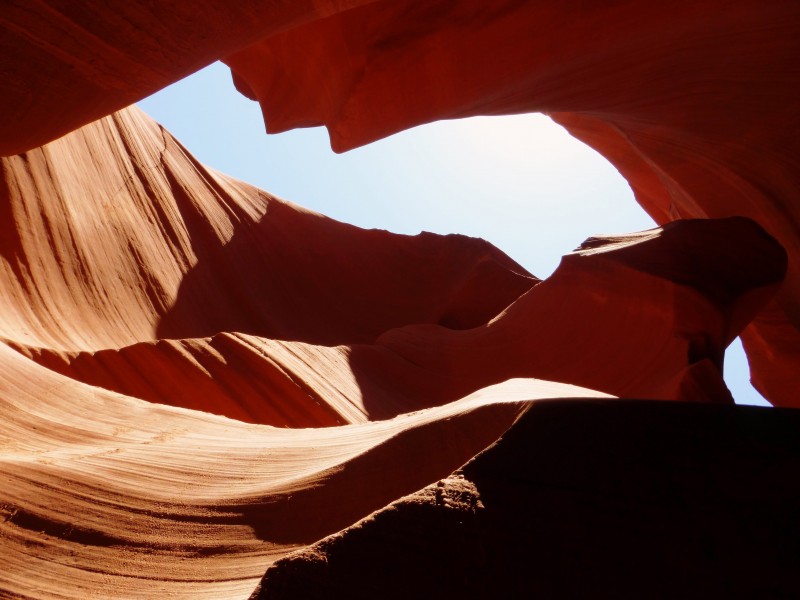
[0,106,534,353]
[3,108,784,428]
[0,106,791,598]
[2,1,797,404]
[0,106,536,426]
[222,0,800,406]
[1,342,581,598]
[1,3,798,597]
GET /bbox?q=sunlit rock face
[0,108,786,426]
[222,1,800,406]
[2,1,795,404]
[0,106,536,424]
[0,105,789,598]
[0,2,798,598]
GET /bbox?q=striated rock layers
[0,105,792,598]
[1,2,798,597]
[223,0,800,407]
[0,0,800,405]
[5,0,796,405]
[1,108,788,425]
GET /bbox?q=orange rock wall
[2,1,797,403]
[1,4,799,595]
[0,0,376,155]
[4,109,783,428]
[223,0,800,405]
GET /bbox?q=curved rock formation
[2,3,799,597]
[0,343,584,598]
[223,0,800,406]
[2,1,797,403]
[258,400,800,599]
[17,212,785,425]
[2,108,787,428]
[0,105,789,597]
[0,0,380,155]
[0,107,533,353]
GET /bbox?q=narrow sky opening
[138,61,769,406]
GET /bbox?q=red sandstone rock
[0,0,379,155]
[2,1,797,404]
[1,4,798,597]
[224,0,800,406]
[2,110,785,431]
[2,342,590,598]
[257,400,800,599]
[348,217,786,409]
[0,107,533,354]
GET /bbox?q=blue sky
[138,61,767,406]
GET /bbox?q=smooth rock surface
[258,400,800,599]
[0,107,788,598]
[2,2,797,403]
[1,5,798,596]
[224,1,800,406]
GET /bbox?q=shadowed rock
[257,400,800,599]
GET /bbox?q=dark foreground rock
[257,400,800,599]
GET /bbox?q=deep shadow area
[237,399,525,545]
[257,400,800,599]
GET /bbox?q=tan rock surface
[2,2,797,402]
[1,4,798,595]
